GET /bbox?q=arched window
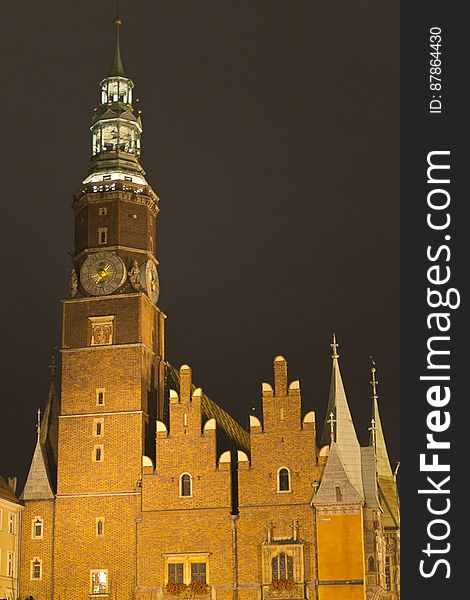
[180,473,192,497]
[97,518,104,536]
[368,556,375,572]
[278,468,291,492]
[271,552,294,581]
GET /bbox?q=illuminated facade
[18,18,399,600]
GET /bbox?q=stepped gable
[165,362,250,456]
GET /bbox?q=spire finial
[370,356,378,402]
[327,411,336,443]
[49,354,56,379]
[369,357,379,450]
[330,333,339,360]
[109,1,125,77]
[36,408,41,440]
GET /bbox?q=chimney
[8,476,18,494]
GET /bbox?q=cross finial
[327,411,336,443]
[370,356,378,401]
[331,333,339,360]
[368,417,377,448]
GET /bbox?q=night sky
[0,1,399,488]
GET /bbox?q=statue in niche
[128,259,141,290]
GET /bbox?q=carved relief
[89,316,115,346]
[128,260,141,290]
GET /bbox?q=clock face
[80,252,127,296]
[140,259,159,303]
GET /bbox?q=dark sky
[0,1,399,488]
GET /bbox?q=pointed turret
[21,409,54,500]
[21,358,60,500]
[320,334,364,498]
[369,360,399,527]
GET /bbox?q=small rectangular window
[168,563,184,584]
[103,175,112,181]
[124,176,133,181]
[96,518,105,537]
[98,207,108,216]
[8,552,14,577]
[93,445,104,462]
[31,558,42,580]
[32,517,44,539]
[98,227,108,244]
[8,513,15,534]
[96,388,105,406]
[335,486,342,502]
[94,418,104,437]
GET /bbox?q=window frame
[179,473,193,498]
[8,512,15,534]
[96,517,105,537]
[164,554,210,586]
[98,227,108,245]
[32,517,44,540]
[277,467,292,493]
[96,388,106,406]
[90,569,109,596]
[93,444,104,463]
[30,557,42,581]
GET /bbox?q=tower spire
[110,2,125,77]
[321,333,364,498]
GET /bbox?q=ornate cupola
[84,17,147,185]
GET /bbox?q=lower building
[0,476,23,600]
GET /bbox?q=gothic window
[278,468,291,492]
[96,518,104,537]
[32,517,44,539]
[96,389,105,406]
[368,556,375,572]
[91,570,108,595]
[180,473,192,497]
[271,552,294,581]
[98,227,108,245]
[168,563,184,584]
[31,558,42,580]
[191,563,207,584]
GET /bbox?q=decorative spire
[369,357,378,448]
[109,2,125,77]
[49,354,56,379]
[330,333,339,360]
[36,408,41,440]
